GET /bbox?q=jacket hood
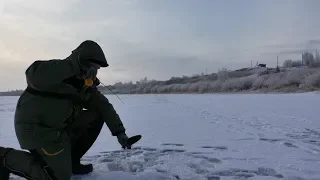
[71,40,109,67]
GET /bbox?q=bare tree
[302,52,315,67]
[217,68,229,82]
[283,59,302,68]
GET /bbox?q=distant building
[249,63,268,74]
[257,64,266,68]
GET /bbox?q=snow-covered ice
[1,93,320,180]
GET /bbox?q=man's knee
[33,144,72,180]
[1,147,59,180]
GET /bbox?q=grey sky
[1,0,320,91]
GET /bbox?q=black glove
[117,133,130,149]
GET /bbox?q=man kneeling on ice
[0,40,132,180]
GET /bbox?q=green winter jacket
[14,41,125,150]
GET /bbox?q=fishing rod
[99,82,125,104]
[82,75,124,104]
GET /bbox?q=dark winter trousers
[0,110,104,180]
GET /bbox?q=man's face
[91,63,101,70]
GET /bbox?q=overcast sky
[1,0,320,91]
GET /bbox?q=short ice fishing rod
[99,81,124,104]
[82,75,124,104]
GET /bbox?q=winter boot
[0,147,11,180]
[72,159,93,175]
[0,156,10,180]
[0,146,58,180]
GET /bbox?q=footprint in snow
[286,128,320,146]
[160,149,186,153]
[234,137,256,141]
[84,146,223,180]
[189,154,222,164]
[80,147,287,180]
[208,167,284,179]
[259,138,299,148]
[206,176,220,180]
[200,146,228,151]
[161,143,184,147]
[259,138,283,142]
[283,142,298,148]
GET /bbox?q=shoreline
[1,87,320,97]
[101,86,320,95]
[2,67,320,96]
[1,91,319,97]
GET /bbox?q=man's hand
[85,66,97,80]
[117,133,130,149]
[74,53,99,80]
